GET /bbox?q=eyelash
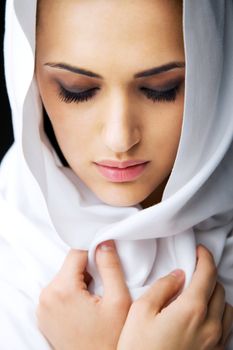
[58,84,180,104]
[140,86,180,102]
[59,86,99,103]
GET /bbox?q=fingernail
[170,269,185,279]
[98,240,115,252]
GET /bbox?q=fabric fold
[0,0,233,348]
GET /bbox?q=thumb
[139,269,185,314]
[95,240,131,303]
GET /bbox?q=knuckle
[182,298,207,322]
[193,301,208,321]
[51,285,69,301]
[110,294,132,310]
[65,249,87,268]
[38,287,54,309]
[54,285,76,302]
[203,322,222,347]
[39,284,71,307]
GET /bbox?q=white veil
[0,1,232,347]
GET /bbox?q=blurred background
[0,0,14,163]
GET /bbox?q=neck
[140,175,170,209]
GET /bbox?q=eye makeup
[57,78,184,104]
[58,85,99,103]
[140,79,182,103]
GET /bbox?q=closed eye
[140,85,180,102]
[58,85,99,103]
[58,83,181,104]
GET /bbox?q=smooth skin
[36,243,233,350]
[36,0,185,209]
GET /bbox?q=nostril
[103,127,141,153]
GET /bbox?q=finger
[186,245,217,304]
[206,282,226,321]
[84,270,92,286]
[95,240,131,303]
[54,249,89,290]
[139,269,185,314]
[221,303,233,345]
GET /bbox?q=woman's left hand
[36,240,132,350]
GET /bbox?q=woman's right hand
[117,245,233,350]
[36,241,132,350]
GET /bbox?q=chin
[100,197,140,207]
[93,187,148,207]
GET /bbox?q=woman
[0,0,233,349]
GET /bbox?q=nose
[102,92,141,153]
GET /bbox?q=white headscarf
[0,0,233,348]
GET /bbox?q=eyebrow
[44,61,185,79]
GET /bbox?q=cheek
[37,87,98,166]
[150,103,183,143]
[147,103,183,167]
[47,108,96,166]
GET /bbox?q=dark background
[0,0,14,163]
[0,2,66,167]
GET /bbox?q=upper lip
[94,160,149,168]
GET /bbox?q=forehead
[37,0,184,75]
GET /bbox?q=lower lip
[94,162,149,182]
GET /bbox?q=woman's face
[36,0,185,208]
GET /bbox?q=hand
[36,240,132,350]
[117,245,233,350]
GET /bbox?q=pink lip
[95,159,148,168]
[94,160,149,182]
